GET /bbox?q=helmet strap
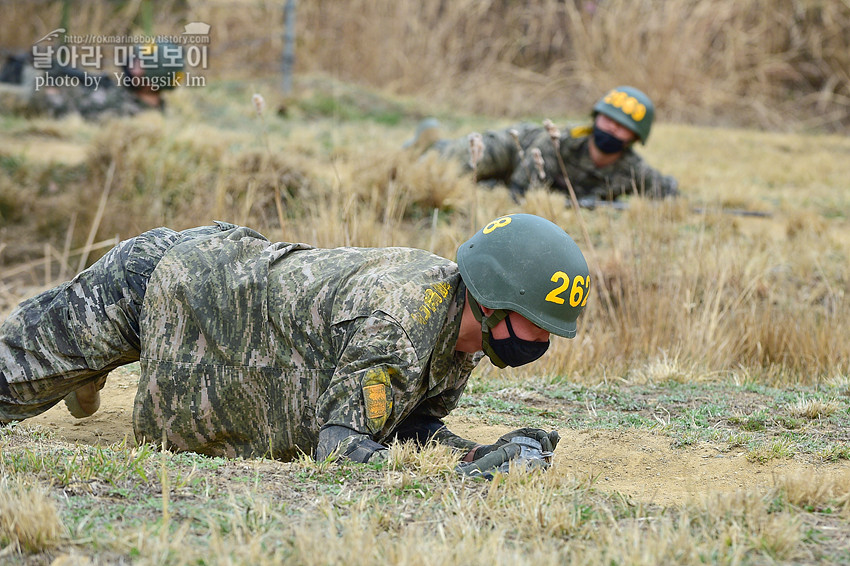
[466,293,510,368]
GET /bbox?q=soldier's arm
[507,154,535,196]
[389,386,486,462]
[389,413,478,453]
[506,131,556,196]
[650,171,680,198]
[630,154,679,198]
[390,410,561,472]
[314,314,418,464]
[318,416,477,464]
[606,152,680,199]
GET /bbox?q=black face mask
[592,125,626,154]
[487,315,550,368]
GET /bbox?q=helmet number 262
[545,271,590,307]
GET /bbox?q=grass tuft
[788,395,841,420]
[0,476,67,554]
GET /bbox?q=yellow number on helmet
[545,271,570,304]
[569,275,586,307]
[612,91,628,108]
[581,275,591,307]
[483,216,513,234]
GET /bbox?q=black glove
[456,443,521,479]
[316,425,387,463]
[471,428,560,460]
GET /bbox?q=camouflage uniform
[28,80,162,120]
[0,224,225,423]
[431,123,678,200]
[0,223,482,462]
[0,54,40,112]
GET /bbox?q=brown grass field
[2,1,850,564]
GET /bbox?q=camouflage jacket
[433,123,678,200]
[29,79,161,120]
[134,226,480,460]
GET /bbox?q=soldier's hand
[472,428,559,460]
[500,428,560,452]
[456,443,521,478]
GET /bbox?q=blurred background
[2,0,849,131]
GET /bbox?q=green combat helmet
[592,86,654,143]
[457,213,590,364]
[125,42,185,90]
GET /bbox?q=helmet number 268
[483,216,513,234]
[545,271,590,307]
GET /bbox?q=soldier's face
[128,60,145,78]
[489,311,550,343]
[595,114,637,144]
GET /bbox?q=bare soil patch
[27,367,850,507]
[446,415,850,506]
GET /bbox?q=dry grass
[828,373,850,397]
[5,456,823,565]
[290,0,850,131]
[567,491,807,564]
[0,475,67,554]
[788,395,841,420]
[778,469,850,515]
[2,1,849,131]
[2,395,849,564]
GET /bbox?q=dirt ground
[27,367,850,507]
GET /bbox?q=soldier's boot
[64,376,107,418]
[402,117,442,152]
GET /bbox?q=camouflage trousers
[0,224,226,424]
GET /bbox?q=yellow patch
[363,383,388,419]
[570,125,592,138]
[362,368,395,433]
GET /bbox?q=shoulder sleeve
[316,313,423,444]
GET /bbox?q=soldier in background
[410,86,679,202]
[0,51,41,111]
[0,42,183,120]
[0,215,588,475]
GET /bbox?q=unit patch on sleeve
[361,367,396,433]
